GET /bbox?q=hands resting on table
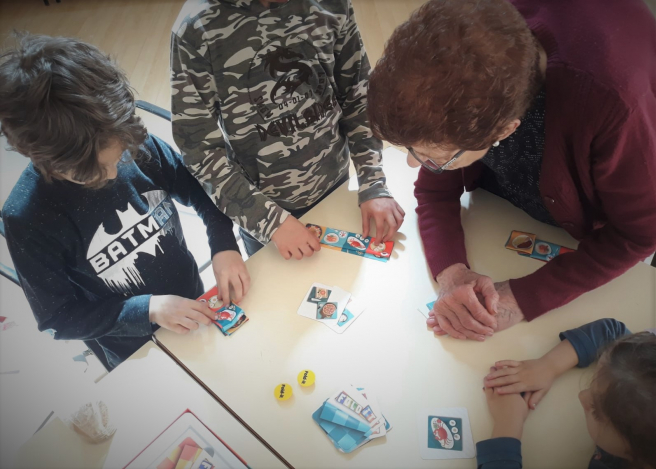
[426,263,525,341]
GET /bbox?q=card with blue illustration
[518,238,576,262]
[312,384,389,453]
[418,298,436,318]
[320,227,348,250]
[212,303,248,336]
[307,285,332,303]
[417,408,475,460]
[306,223,394,262]
[426,416,463,451]
[298,283,350,324]
[323,297,366,334]
[197,287,248,336]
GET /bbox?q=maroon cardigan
[415,0,656,320]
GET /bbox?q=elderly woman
[368,0,656,341]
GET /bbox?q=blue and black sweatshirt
[3,135,238,369]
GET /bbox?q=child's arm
[170,33,287,245]
[476,388,530,469]
[484,319,630,408]
[332,0,391,205]
[558,318,630,367]
[144,135,239,257]
[143,135,250,305]
[4,217,214,340]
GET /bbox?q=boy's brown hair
[0,33,147,188]
[595,332,656,468]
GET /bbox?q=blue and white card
[324,297,365,334]
[417,407,475,460]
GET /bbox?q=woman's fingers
[445,302,487,341]
[436,314,466,340]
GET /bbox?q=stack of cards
[197,287,249,336]
[297,283,366,334]
[312,385,392,453]
[505,230,575,262]
[416,408,475,460]
[306,224,394,262]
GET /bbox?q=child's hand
[483,339,579,409]
[271,216,321,260]
[484,386,531,440]
[149,295,214,334]
[360,197,405,244]
[484,360,558,409]
[212,250,250,307]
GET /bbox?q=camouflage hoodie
[171,0,390,243]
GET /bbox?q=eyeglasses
[407,147,466,174]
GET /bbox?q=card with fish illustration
[417,408,475,459]
[505,230,537,254]
[306,223,394,262]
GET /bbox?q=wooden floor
[0,0,425,110]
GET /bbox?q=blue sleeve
[142,135,239,257]
[476,438,523,469]
[4,213,153,340]
[559,319,631,368]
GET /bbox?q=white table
[155,148,656,468]
[15,342,286,469]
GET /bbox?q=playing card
[329,385,377,428]
[213,304,248,336]
[364,240,393,261]
[312,401,370,453]
[327,286,351,316]
[306,223,394,262]
[197,287,249,335]
[518,239,576,262]
[352,387,386,439]
[505,230,537,254]
[298,283,333,320]
[417,408,475,460]
[320,228,349,250]
[418,298,436,318]
[316,286,351,322]
[323,297,365,334]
